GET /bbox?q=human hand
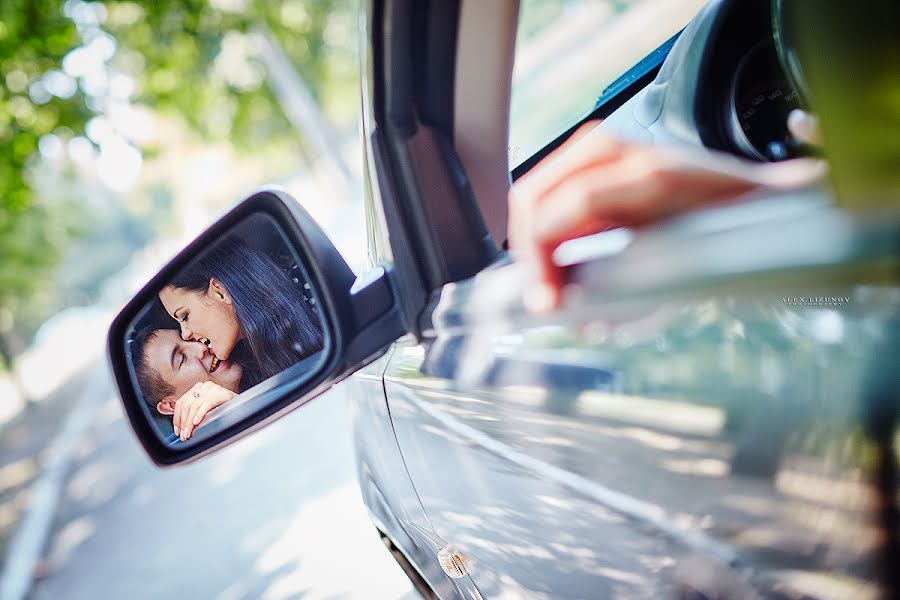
[173,380,238,441]
[787,109,821,147]
[508,123,826,312]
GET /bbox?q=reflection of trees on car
[585,296,882,479]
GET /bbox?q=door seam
[380,344,439,535]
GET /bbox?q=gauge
[728,40,802,161]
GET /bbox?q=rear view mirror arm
[343,265,406,368]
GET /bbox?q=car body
[106,0,899,598]
[341,1,899,599]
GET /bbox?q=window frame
[510,32,681,182]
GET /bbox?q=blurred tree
[0,0,91,367]
[99,0,358,153]
[0,0,356,367]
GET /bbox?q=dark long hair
[169,236,323,382]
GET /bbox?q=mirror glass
[123,212,326,445]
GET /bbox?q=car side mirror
[107,188,404,465]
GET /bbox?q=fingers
[181,401,202,441]
[510,125,618,254]
[510,127,621,312]
[177,381,237,441]
[183,382,211,440]
[173,382,198,438]
[181,383,209,441]
[512,143,769,313]
[522,157,663,310]
[172,402,180,438]
[787,109,822,147]
[747,157,827,189]
[173,381,203,441]
[512,122,613,202]
[184,399,216,440]
[517,147,671,311]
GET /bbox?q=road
[28,366,419,600]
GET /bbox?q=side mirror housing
[107,188,404,465]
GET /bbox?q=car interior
[452,1,816,258]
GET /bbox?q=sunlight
[97,137,143,192]
[106,102,155,145]
[17,308,110,400]
[614,427,685,451]
[37,134,65,163]
[0,493,24,533]
[776,468,871,510]
[662,458,729,477]
[61,34,115,81]
[770,569,879,600]
[42,70,78,99]
[579,391,725,436]
[0,376,24,426]
[591,566,646,586]
[65,459,128,507]
[0,458,38,496]
[252,482,413,600]
[523,435,576,447]
[44,516,96,572]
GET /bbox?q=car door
[358,0,899,597]
[383,194,899,598]
[367,1,900,599]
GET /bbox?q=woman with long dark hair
[158,236,323,384]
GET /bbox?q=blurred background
[0,0,366,417]
[0,1,390,598]
[0,1,707,598]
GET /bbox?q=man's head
[132,327,243,415]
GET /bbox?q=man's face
[143,330,243,411]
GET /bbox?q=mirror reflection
[126,214,324,443]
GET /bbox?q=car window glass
[509,0,707,169]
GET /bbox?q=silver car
[109,0,900,598]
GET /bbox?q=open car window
[509,0,706,169]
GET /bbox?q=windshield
[509,0,707,169]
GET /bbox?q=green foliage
[102,0,357,148]
[0,0,91,338]
[0,0,357,355]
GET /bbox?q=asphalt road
[28,366,419,600]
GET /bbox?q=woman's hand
[173,380,238,441]
[508,123,826,312]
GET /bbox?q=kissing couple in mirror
[130,235,323,442]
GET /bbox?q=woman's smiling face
[159,278,242,361]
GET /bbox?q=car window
[508,0,707,169]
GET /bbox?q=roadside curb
[0,368,109,600]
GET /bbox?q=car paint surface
[363,196,899,598]
[347,349,488,599]
[344,1,900,598]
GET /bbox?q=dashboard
[695,0,810,162]
[726,39,803,161]
[601,0,812,163]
